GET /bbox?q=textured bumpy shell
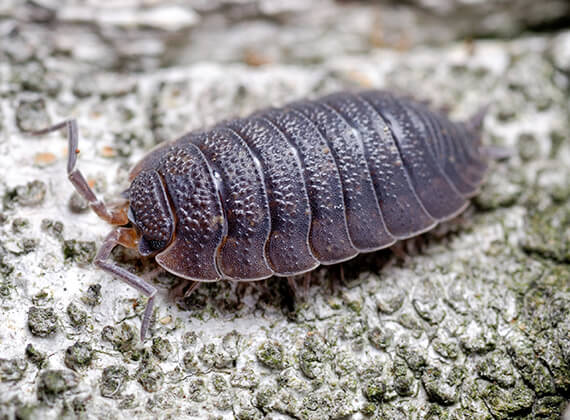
[128,90,488,281]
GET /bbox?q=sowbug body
[38,90,490,339]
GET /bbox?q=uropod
[36,90,493,340]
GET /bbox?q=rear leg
[31,119,128,225]
[287,272,311,300]
[95,227,157,340]
[169,280,201,301]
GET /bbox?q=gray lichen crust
[0,1,569,419]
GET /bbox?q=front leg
[95,227,157,340]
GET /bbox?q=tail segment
[467,103,513,161]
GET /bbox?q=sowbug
[36,90,494,339]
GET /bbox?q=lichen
[0,359,28,383]
[100,365,129,398]
[64,341,94,370]
[151,337,173,361]
[40,219,64,240]
[521,203,570,263]
[62,240,97,265]
[101,323,137,356]
[66,302,88,328]
[27,306,57,337]
[136,360,164,393]
[3,180,47,209]
[256,341,285,370]
[25,344,46,368]
[37,369,79,405]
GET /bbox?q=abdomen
[161,90,489,280]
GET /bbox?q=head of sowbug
[126,169,176,257]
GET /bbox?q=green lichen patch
[151,337,173,361]
[100,365,129,398]
[37,369,79,405]
[181,351,200,374]
[12,402,42,420]
[233,389,263,420]
[145,386,186,412]
[517,133,542,162]
[256,341,285,370]
[197,342,236,369]
[62,240,97,265]
[431,330,460,360]
[374,283,406,314]
[187,377,207,402]
[458,320,497,355]
[40,219,64,240]
[533,330,570,394]
[479,380,535,418]
[521,203,570,263]
[412,298,446,325]
[476,350,515,388]
[473,167,524,211]
[66,302,88,328]
[31,290,50,306]
[390,358,417,397]
[81,284,102,306]
[532,396,567,419]
[101,323,136,355]
[3,180,47,209]
[363,375,387,403]
[339,316,366,340]
[507,339,556,396]
[367,325,394,350]
[64,341,94,370]
[421,364,465,405]
[278,367,312,394]
[136,360,164,393]
[302,389,357,420]
[27,306,57,337]
[14,238,38,255]
[0,358,28,382]
[211,373,229,393]
[230,366,260,390]
[395,337,427,373]
[10,61,61,95]
[0,243,15,280]
[70,395,90,417]
[298,332,333,380]
[375,402,414,419]
[25,344,46,368]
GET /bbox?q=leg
[95,227,157,340]
[169,279,201,301]
[31,120,128,225]
[183,281,202,298]
[287,274,310,300]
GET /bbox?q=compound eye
[138,238,169,256]
[128,170,175,256]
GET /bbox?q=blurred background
[2,0,570,71]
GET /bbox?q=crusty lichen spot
[27,306,57,337]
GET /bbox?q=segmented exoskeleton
[36,90,490,339]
